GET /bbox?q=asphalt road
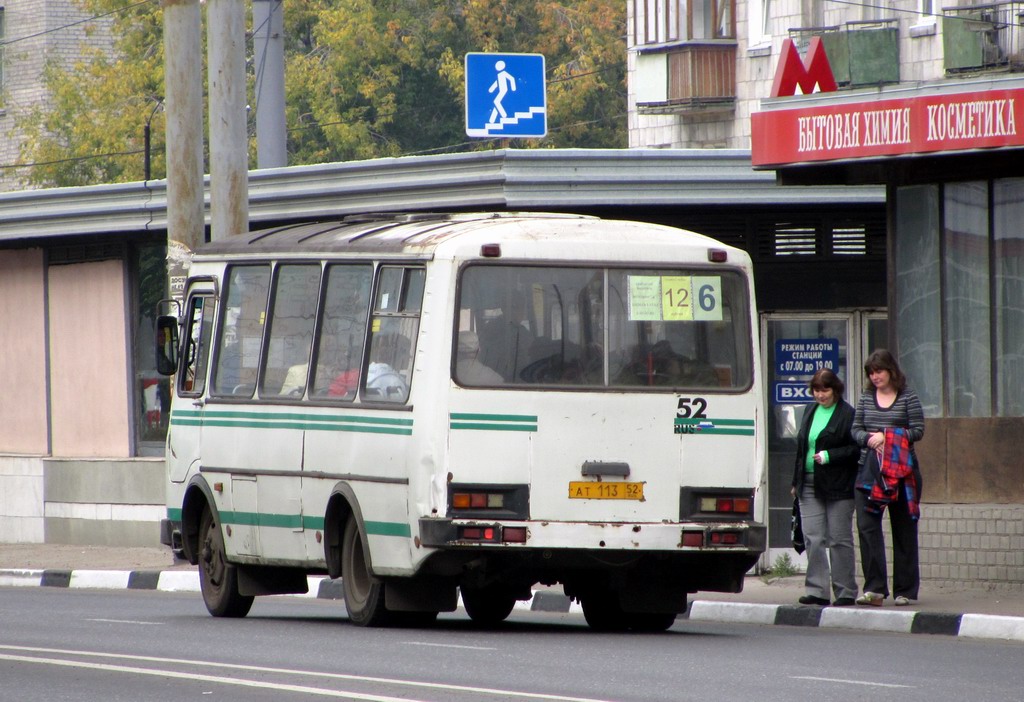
[2,587,1023,702]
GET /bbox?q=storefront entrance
[760,311,888,565]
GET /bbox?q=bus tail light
[680,487,756,521]
[452,491,506,510]
[502,526,527,543]
[681,530,704,547]
[459,526,499,542]
[447,484,529,519]
[709,531,741,545]
[457,524,528,544]
[698,497,752,515]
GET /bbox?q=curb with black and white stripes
[4,568,1023,642]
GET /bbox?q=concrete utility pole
[253,0,287,168]
[207,0,250,240]
[161,0,205,302]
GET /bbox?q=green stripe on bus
[674,417,755,426]
[365,521,412,537]
[673,417,756,436]
[449,412,538,432]
[302,515,326,531]
[221,510,302,528]
[218,512,408,538]
[167,508,182,522]
[174,410,412,427]
[450,422,538,432]
[170,410,412,435]
[450,413,538,422]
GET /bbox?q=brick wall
[0,0,113,191]
[918,505,1024,592]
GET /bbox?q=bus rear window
[456,265,752,390]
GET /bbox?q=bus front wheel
[198,506,254,618]
[341,515,390,627]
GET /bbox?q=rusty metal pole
[161,0,204,302]
[207,0,250,241]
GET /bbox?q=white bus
[156,212,766,631]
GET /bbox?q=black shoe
[798,595,830,606]
[832,597,856,607]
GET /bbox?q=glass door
[759,311,887,566]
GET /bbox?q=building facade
[627,0,1024,588]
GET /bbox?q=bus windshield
[456,264,752,390]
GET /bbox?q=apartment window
[633,0,735,45]
[748,0,772,47]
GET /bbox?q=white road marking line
[0,645,616,702]
[401,641,498,651]
[792,675,913,688]
[0,653,428,702]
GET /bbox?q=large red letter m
[770,37,838,98]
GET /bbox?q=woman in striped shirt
[851,349,925,607]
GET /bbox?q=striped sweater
[851,387,926,466]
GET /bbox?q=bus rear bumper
[418,517,766,554]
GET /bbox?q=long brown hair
[863,348,906,392]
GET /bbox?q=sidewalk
[3,544,1024,641]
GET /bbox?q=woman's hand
[867,431,885,451]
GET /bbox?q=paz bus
[155,212,766,631]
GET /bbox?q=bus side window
[259,264,321,398]
[363,266,423,403]
[179,294,216,396]
[211,265,271,397]
[310,264,372,400]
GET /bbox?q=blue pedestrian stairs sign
[465,52,547,138]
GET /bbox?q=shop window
[898,180,1024,419]
[994,179,1024,416]
[134,243,170,453]
[943,182,991,418]
[894,185,944,417]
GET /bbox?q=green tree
[14,0,165,187]
[16,0,626,187]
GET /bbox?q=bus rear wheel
[341,515,390,627]
[581,591,629,632]
[198,506,254,618]
[461,585,517,626]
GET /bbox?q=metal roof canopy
[0,148,883,243]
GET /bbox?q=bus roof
[193,212,749,266]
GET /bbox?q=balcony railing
[636,41,736,114]
[789,20,900,88]
[943,2,1024,73]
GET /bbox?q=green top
[804,402,836,473]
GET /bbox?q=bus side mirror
[155,315,180,376]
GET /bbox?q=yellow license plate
[568,481,645,500]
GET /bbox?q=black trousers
[855,483,920,600]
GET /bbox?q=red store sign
[752,87,1024,167]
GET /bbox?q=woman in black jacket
[791,368,861,606]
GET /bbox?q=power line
[0,148,145,171]
[0,0,157,48]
